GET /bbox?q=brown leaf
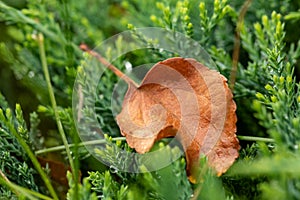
[116,57,239,181]
[79,45,239,182]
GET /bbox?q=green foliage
[1,0,300,199]
[126,150,192,200]
[0,95,39,198]
[88,171,128,199]
[228,10,300,200]
[89,145,192,200]
[67,171,98,200]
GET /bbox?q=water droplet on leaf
[109,165,118,173]
[28,71,35,78]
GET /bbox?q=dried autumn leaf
[116,57,239,181]
[80,45,239,182]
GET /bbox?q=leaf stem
[79,44,139,88]
[229,0,252,90]
[35,137,127,155]
[238,135,275,143]
[37,33,75,175]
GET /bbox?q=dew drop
[268,143,275,149]
[124,61,132,72]
[92,131,98,135]
[110,165,118,173]
[294,144,298,150]
[154,171,161,179]
[28,71,35,78]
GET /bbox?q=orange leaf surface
[79,45,239,182]
[116,57,239,181]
